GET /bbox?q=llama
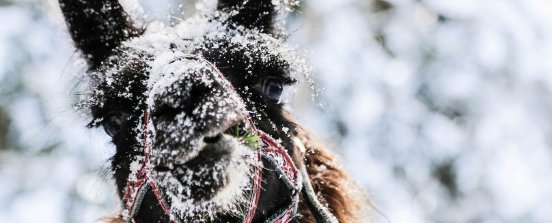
[58,0,366,222]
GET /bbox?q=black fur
[217,0,276,33]
[59,0,142,69]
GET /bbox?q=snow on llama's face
[63,0,305,222]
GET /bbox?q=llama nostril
[203,134,222,144]
[154,165,172,172]
[152,103,179,123]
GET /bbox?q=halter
[120,57,338,223]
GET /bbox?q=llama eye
[259,78,284,102]
[102,112,124,137]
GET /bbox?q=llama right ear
[59,0,142,69]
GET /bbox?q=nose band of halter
[120,56,338,223]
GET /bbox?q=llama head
[60,0,307,222]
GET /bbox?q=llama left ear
[217,0,277,33]
[59,0,142,69]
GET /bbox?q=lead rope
[293,137,338,223]
[300,164,339,223]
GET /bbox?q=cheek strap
[121,110,177,223]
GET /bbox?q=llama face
[82,16,303,221]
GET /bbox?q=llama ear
[217,0,277,33]
[59,0,142,69]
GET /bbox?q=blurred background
[2,0,552,222]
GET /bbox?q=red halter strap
[256,130,301,222]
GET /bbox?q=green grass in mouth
[227,125,262,149]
